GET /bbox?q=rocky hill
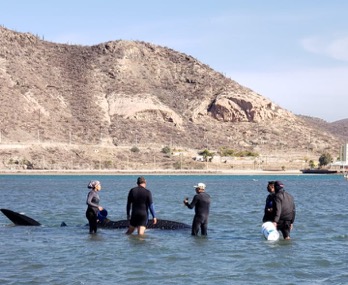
[0,26,346,171]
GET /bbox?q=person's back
[128,186,151,214]
[273,181,296,239]
[274,189,295,222]
[126,176,157,235]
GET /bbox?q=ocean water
[0,174,347,285]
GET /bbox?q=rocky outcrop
[0,26,345,170]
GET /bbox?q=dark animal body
[1,208,190,230]
[98,218,190,230]
[0,208,41,226]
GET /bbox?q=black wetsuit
[86,190,100,233]
[185,192,211,236]
[262,193,276,222]
[126,185,156,227]
[273,188,296,238]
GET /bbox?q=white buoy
[261,221,280,241]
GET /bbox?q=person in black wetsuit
[272,181,296,239]
[126,176,157,235]
[262,181,276,223]
[86,180,104,234]
[183,182,211,236]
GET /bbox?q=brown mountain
[0,26,345,171]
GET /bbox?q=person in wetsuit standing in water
[272,181,296,240]
[126,176,157,235]
[86,180,104,234]
[184,182,211,236]
[263,181,276,223]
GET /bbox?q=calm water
[0,174,347,285]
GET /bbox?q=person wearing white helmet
[183,182,211,236]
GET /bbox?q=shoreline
[0,169,305,175]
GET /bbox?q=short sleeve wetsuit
[185,192,211,236]
[126,185,156,227]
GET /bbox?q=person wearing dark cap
[86,180,104,234]
[272,181,296,239]
[183,182,211,236]
[126,176,157,235]
[262,181,276,223]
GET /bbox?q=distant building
[331,143,348,169]
[340,143,348,163]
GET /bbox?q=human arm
[291,199,296,224]
[272,194,282,226]
[184,195,198,209]
[126,190,132,220]
[149,203,157,224]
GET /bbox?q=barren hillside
[0,26,345,171]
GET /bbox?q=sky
[1,0,347,122]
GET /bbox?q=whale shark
[0,208,190,230]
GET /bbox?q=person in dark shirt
[272,181,296,239]
[263,181,276,223]
[184,182,211,236]
[126,176,157,235]
[86,180,104,234]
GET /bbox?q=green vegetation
[130,146,140,153]
[161,146,171,154]
[7,158,34,169]
[308,160,315,168]
[318,152,332,167]
[198,149,215,161]
[219,147,259,157]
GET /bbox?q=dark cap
[274,181,284,191]
[137,176,146,185]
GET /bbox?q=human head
[274,181,284,192]
[87,180,101,190]
[267,181,275,193]
[194,182,206,192]
[137,176,146,185]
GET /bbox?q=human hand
[98,206,103,211]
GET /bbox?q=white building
[340,143,348,163]
[331,143,348,169]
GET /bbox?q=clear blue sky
[2,0,347,122]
